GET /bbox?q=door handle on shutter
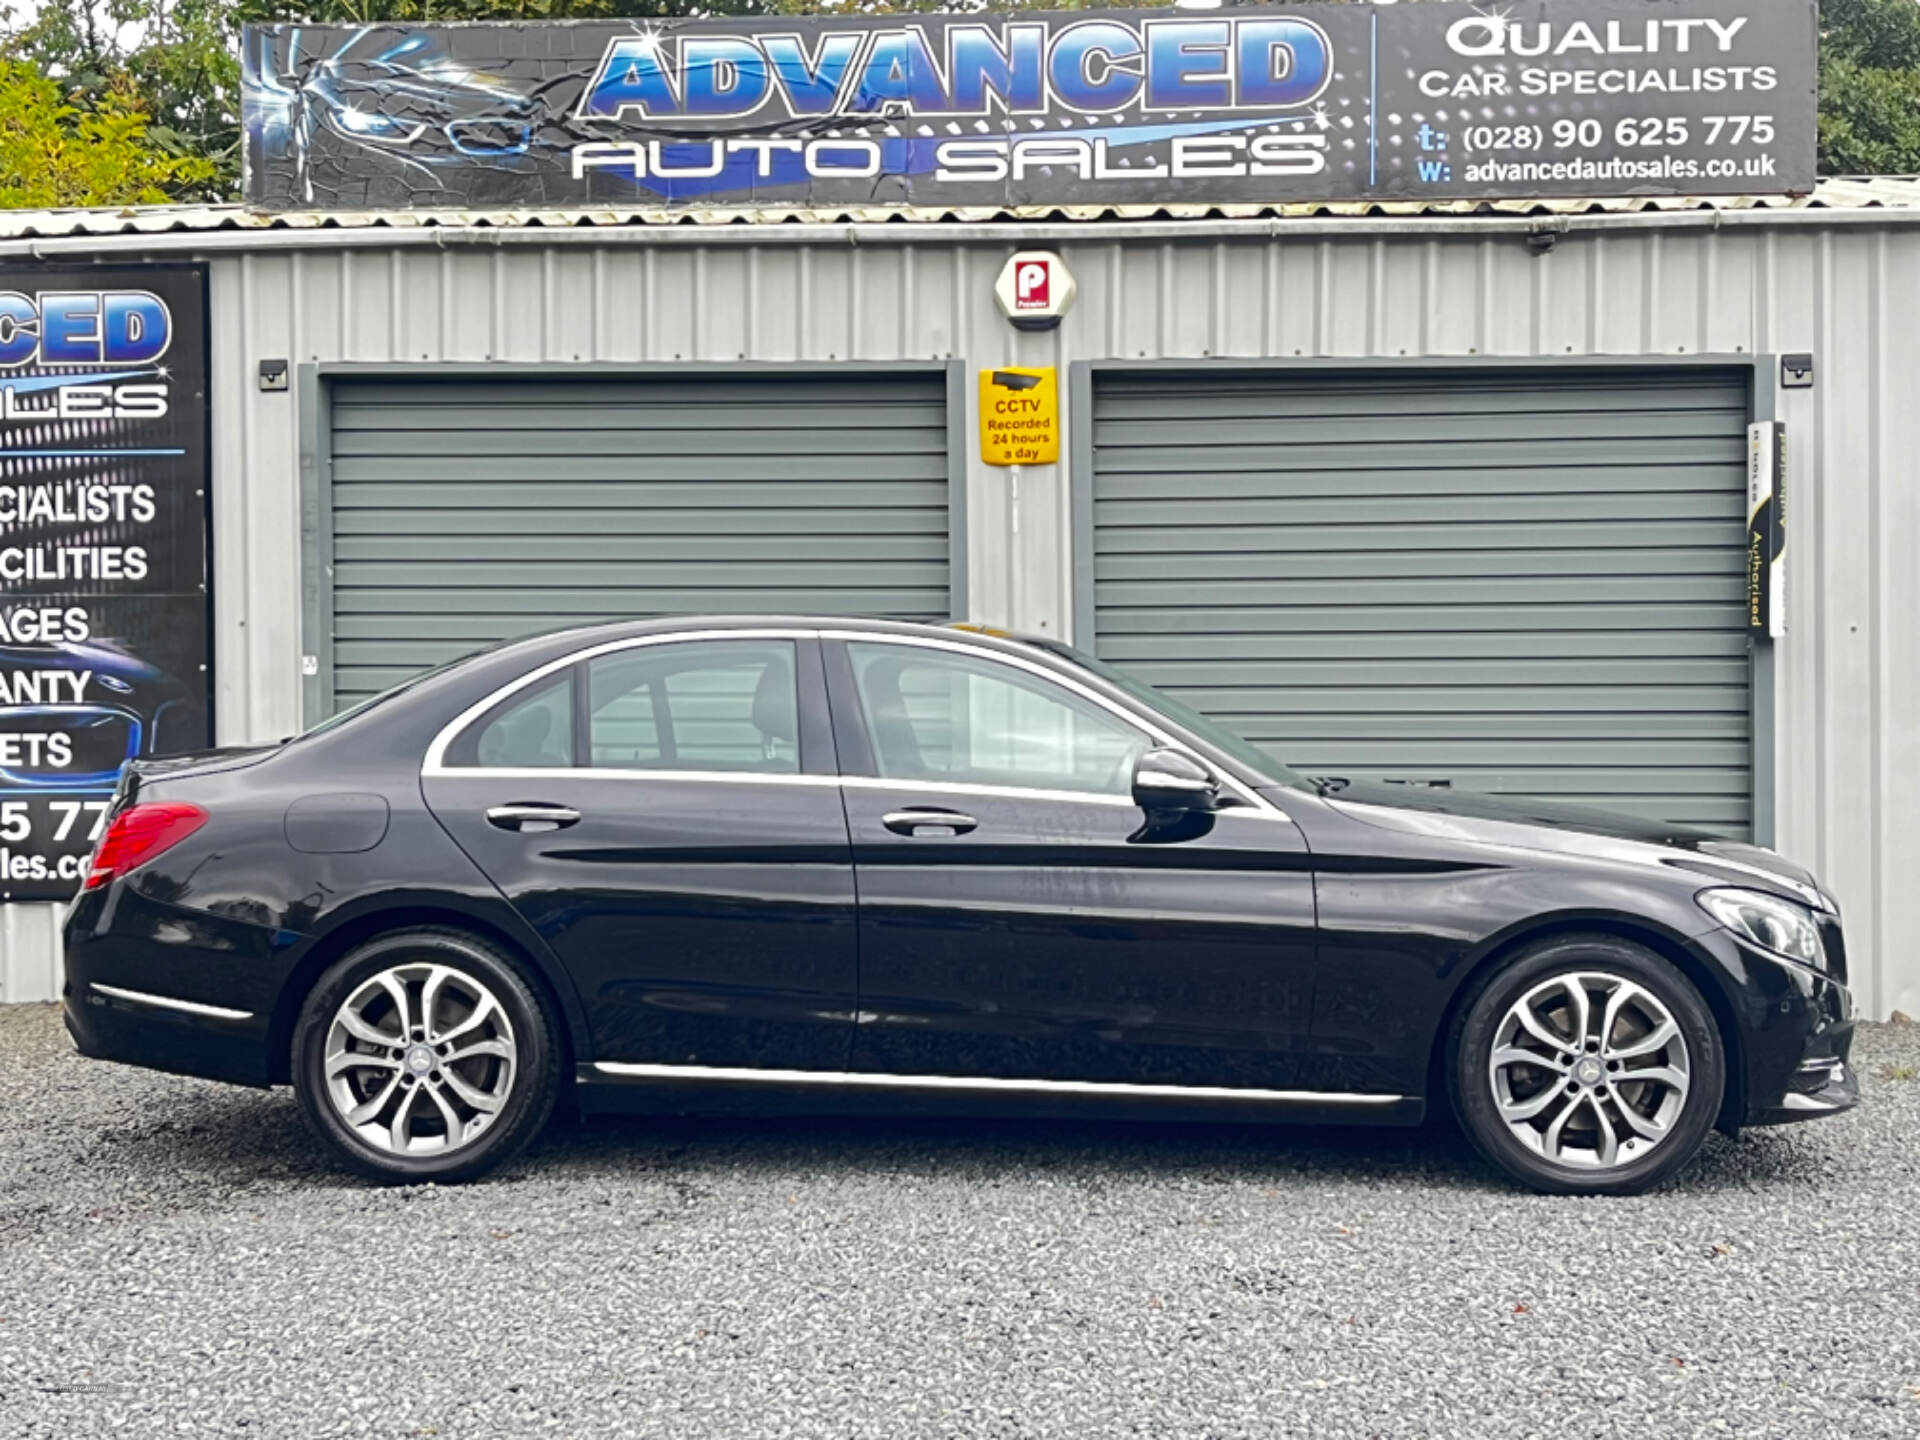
[882,808,977,836]
[486,803,582,832]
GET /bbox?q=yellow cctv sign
[978,367,1058,466]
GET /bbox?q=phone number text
[1463,115,1776,154]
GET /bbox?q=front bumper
[1747,1050,1860,1127]
[1700,927,1859,1129]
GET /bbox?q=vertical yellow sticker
[978,367,1059,466]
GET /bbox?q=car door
[422,631,858,1071]
[825,634,1321,1091]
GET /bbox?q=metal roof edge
[1,204,1918,258]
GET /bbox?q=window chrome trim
[842,774,1289,819]
[822,629,1282,817]
[434,766,839,787]
[92,983,254,1022]
[422,628,815,777]
[420,623,1289,821]
[842,775,1136,808]
[413,765,1289,818]
[591,1061,1402,1107]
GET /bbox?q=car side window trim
[423,629,830,779]
[424,626,1287,820]
[840,774,1138,808]
[448,767,845,788]
[819,632,1283,817]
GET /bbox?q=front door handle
[486,802,582,832]
[882,807,978,837]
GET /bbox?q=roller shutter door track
[326,372,952,710]
[1088,368,1754,838]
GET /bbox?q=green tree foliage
[1820,0,1920,172]
[2,0,237,201]
[0,55,214,205]
[0,0,1914,209]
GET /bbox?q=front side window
[847,642,1146,796]
[1035,640,1303,787]
[588,640,799,774]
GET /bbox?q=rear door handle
[882,807,978,837]
[486,803,582,832]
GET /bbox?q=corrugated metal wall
[5,225,1916,1023]
[1085,367,1756,836]
[325,372,953,708]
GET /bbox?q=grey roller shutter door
[327,373,951,710]
[1089,368,1753,838]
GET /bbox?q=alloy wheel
[323,962,518,1157]
[1488,970,1691,1170]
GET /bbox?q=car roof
[492,614,1064,660]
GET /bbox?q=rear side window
[466,675,573,768]
[588,640,798,774]
[442,640,802,774]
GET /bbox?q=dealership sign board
[241,1,1816,213]
[0,268,212,901]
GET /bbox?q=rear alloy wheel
[1450,937,1724,1195]
[294,928,562,1183]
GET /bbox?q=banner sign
[241,1,1817,213]
[1746,420,1785,639]
[0,267,211,901]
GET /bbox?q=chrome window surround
[422,628,1285,818]
[423,627,808,775]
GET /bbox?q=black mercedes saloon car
[62,617,1856,1194]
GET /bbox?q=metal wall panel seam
[1867,229,1888,1010]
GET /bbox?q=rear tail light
[84,802,208,891]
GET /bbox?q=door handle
[882,808,978,836]
[486,802,582,832]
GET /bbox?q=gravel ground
[1,1004,1917,1439]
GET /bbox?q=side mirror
[1131,746,1218,812]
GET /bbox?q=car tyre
[292,927,563,1184]
[1448,934,1725,1196]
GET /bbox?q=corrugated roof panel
[1,176,1917,239]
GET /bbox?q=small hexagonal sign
[994,251,1076,331]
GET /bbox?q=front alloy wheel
[294,928,562,1183]
[1489,972,1690,1170]
[1451,936,1724,1195]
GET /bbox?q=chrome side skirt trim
[92,983,254,1022]
[591,1061,1402,1107]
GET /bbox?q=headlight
[325,107,425,144]
[1698,887,1825,968]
